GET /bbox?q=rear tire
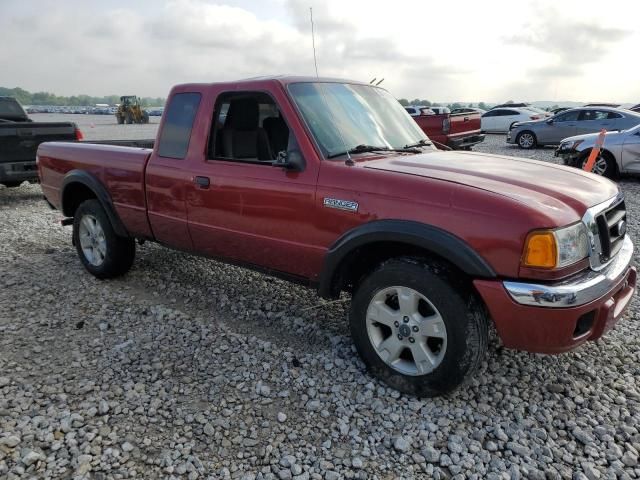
[141,112,149,124]
[72,199,135,279]
[116,115,124,125]
[125,113,133,125]
[516,131,537,149]
[349,257,488,397]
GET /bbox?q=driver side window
[208,92,292,163]
[555,111,579,122]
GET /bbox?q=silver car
[507,107,640,149]
[555,124,640,179]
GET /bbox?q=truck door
[184,89,322,279]
[145,92,202,250]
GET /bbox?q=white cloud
[0,0,638,103]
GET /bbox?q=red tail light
[442,117,450,134]
[75,128,84,141]
[530,115,541,120]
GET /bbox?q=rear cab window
[0,97,28,120]
[157,92,202,159]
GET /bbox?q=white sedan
[481,107,546,133]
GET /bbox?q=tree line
[0,87,165,107]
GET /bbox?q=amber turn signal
[523,231,557,268]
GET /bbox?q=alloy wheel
[366,286,447,376]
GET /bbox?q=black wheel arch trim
[60,170,129,237]
[318,219,496,298]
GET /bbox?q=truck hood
[363,150,618,219]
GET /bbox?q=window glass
[578,110,609,121]
[157,92,201,159]
[405,107,416,115]
[288,82,427,158]
[482,110,496,117]
[607,112,622,119]
[504,110,520,116]
[0,97,28,119]
[555,110,579,122]
[208,92,290,163]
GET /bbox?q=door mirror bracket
[273,150,305,172]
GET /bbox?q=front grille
[595,199,626,263]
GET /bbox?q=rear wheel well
[62,182,97,217]
[330,241,473,297]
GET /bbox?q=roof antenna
[310,7,319,77]
[375,78,385,86]
[369,78,377,84]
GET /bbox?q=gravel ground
[1,127,640,479]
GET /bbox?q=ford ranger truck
[0,96,82,187]
[37,77,636,397]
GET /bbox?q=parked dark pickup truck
[37,77,635,397]
[0,97,81,186]
[406,105,485,150]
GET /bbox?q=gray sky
[2,0,638,103]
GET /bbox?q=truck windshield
[288,82,429,158]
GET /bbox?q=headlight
[523,223,589,269]
[560,140,583,151]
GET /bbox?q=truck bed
[38,141,153,238]
[411,111,483,150]
[0,121,79,184]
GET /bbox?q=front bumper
[506,130,515,143]
[474,236,636,353]
[0,161,39,184]
[554,145,581,166]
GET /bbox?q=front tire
[349,257,488,397]
[72,199,135,279]
[516,131,537,149]
[580,151,617,179]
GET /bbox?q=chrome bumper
[504,235,634,307]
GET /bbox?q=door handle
[193,176,210,188]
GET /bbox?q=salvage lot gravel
[1,125,640,479]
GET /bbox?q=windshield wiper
[404,139,432,149]
[328,144,422,159]
[327,144,389,159]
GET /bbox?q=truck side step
[60,217,73,226]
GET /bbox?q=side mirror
[546,118,554,124]
[273,150,305,172]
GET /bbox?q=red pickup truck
[405,105,485,150]
[37,76,636,397]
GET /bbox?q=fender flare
[60,170,129,237]
[318,219,496,298]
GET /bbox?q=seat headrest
[226,98,259,130]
